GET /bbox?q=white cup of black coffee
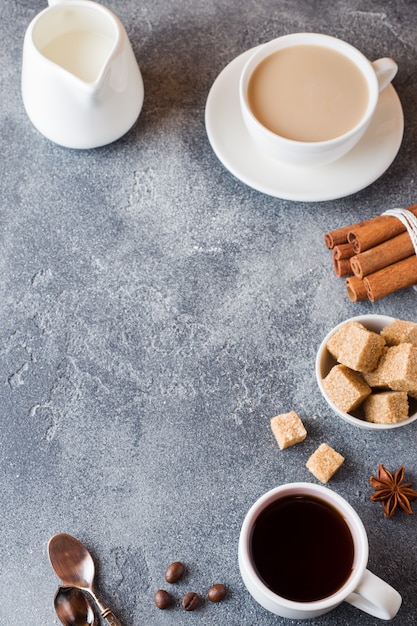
[238,483,402,620]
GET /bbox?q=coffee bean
[154,589,172,610]
[165,561,185,583]
[181,591,200,611]
[207,583,227,602]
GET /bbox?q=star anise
[370,464,417,518]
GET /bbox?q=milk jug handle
[372,57,398,92]
[345,569,402,620]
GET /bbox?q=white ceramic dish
[316,314,417,430]
[205,47,404,202]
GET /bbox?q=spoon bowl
[48,533,121,626]
[54,586,96,626]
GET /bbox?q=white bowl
[316,314,417,430]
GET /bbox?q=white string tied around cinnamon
[383,207,417,292]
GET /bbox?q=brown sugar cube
[270,411,307,450]
[326,321,364,360]
[322,364,371,412]
[381,319,417,348]
[383,343,417,396]
[362,347,389,388]
[306,443,345,483]
[335,323,386,372]
[363,391,409,424]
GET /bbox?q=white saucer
[205,47,404,202]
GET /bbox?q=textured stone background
[1,0,417,624]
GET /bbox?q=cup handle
[345,569,402,620]
[372,58,398,92]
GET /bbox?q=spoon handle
[87,589,121,626]
[101,608,122,626]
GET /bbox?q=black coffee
[250,494,354,602]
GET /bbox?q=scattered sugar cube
[334,323,386,372]
[270,411,307,450]
[381,319,417,348]
[306,443,345,483]
[363,391,409,424]
[382,343,417,396]
[322,364,371,412]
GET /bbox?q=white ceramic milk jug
[21,0,144,149]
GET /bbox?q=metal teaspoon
[54,586,96,626]
[48,533,121,626]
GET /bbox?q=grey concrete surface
[1,0,417,624]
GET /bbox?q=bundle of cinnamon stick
[324,204,417,302]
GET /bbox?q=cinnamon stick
[332,254,352,277]
[347,204,417,253]
[350,231,415,279]
[346,276,368,302]
[324,218,369,249]
[363,256,417,302]
[332,242,356,260]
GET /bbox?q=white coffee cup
[239,33,398,167]
[238,483,402,620]
[21,0,144,149]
